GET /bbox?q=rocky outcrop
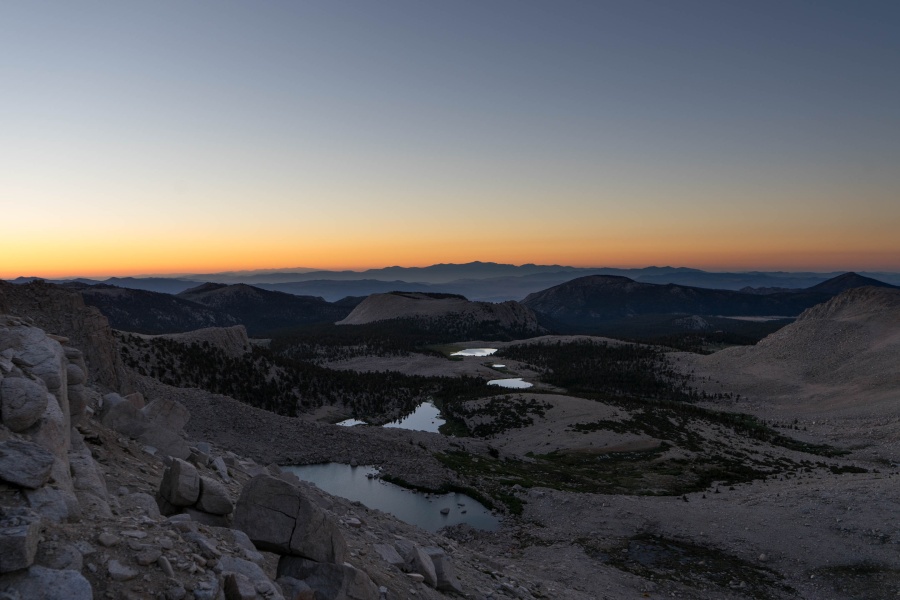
[156,458,235,526]
[0,315,111,525]
[0,508,42,573]
[0,377,49,432]
[234,474,386,598]
[0,440,54,489]
[195,476,234,515]
[395,538,437,587]
[0,281,132,393]
[0,316,112,597]
[159,458,201,506]
[424,545,464,593]
[98,393,191,459]
[234,474,347,563]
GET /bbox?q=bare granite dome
[337,292,542,332]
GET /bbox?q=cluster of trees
[442,396,552,437]
[499,340,700,401]
[270,322,430,363]
[270,317,537,364]
[117,332,491,419]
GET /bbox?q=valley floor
[144,341,900,600]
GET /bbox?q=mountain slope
[697,286,900,416]
[0,280,133,392]
[177,283,354,335]
[74,283,239,334]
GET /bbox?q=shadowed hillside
[72,283,240,334]
[177,283,356,335]
[522,273,896,334]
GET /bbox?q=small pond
[383,401,445,433]
[450,348,498,357]
[487,377,533,389]
[336,418,367,427]
[283,463,500,532]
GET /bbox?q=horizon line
[3,262,898,282]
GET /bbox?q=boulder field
[0,314,562,600]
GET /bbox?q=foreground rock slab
[234,475,347,564]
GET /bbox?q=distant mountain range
[9,262,900,302]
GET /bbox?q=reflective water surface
[450,348,498,356]
[487,377,533,389]
[383,401,445,433]
[283,463,500,532]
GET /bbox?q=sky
[2,1,899,278]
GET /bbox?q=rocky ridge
[0,280,133,393]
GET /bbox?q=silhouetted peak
[808,272,895,295]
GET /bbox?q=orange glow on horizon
[3,207,899,279]
[4,244,899,280]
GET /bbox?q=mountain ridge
[521,272,897,332]
[177,283,354,335]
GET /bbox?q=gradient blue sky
[2,1,899,277]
